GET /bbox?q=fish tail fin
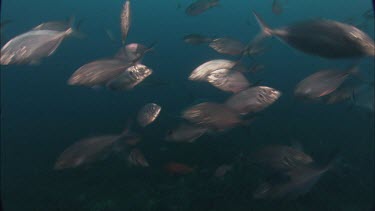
[252,11,273,37]
[66,16,86,39]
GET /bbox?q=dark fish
[225,86,281,115]
[207,68,250,93]
[253,162,334,199]
[68,59,132,87]
[189,59,238,81]
[251,145,313,173]
[363,8,374,19]
[0,19,12,29]
[164,162,195,175]
[165,123,208,143]
[209,37,247,55]
[137,103,162,127]
[294,66,359,100]
[128,148,149,167]
[0,19,12,46]
[106,64,153,91]
[183,34,213,45]
[251,11,375,58]
[121,0,131,44]
[248,63,265,73]
[182,102,244,131]
[1,28,74,65]
[272,0,283,15]
[352,84,374,112]
[214,164,233,177]
[185,0,220,16]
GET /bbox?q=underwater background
[1,0,374,210]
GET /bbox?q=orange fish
[164,162,195,175]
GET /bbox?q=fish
[352,83,374,112]
[272,0,283,15]
[128,148,149,167]
[106,64,153,91]
[115,42,155,63]
[214,164,233,177]
[189,59,238,81]
[209,37,247,55]
[253,161,334,199]
[251,145,314,173]
[164,162,195,175]
[121,0,131,44]
[68,59,133,87]
[225,86,281,115]
[294,65,359,100]
[165,122,208,143]
[323,78,362,104]
[207,68,250,93]
[183,34,213,45]
[185,0,220,16]
[137,103,162,127]
[182,102,245,131]
[251,11,375,58]
[363,8,374,19]
[32,19,71,32]
[1,28,74,65]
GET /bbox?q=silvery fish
[251,11,375,58]
[121,0,131,44]
[294,66,359,100]
[189,59,237,81]
[225,86,281,115]
[106,64,153,91]
[1,28,73,65]
[68,59,132,87]
[185,0,220,16]
[209,37,246,55]
[207,68,250,93]
[32,18,72,31]
[165,123,208,143]
[183,34,213,45]
[137,103,162,127]
[182,102,244,131]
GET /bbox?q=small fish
[272,0,283,15]
[225,86,281,115]
[182,102,245,131]
[164,162,195,175]
[183,34,213,45]
[251,145,314,173]
[250,11,375,58]
[207,68,250,93]
[189,59,237,81]
[294,65,359,100]
[363,8,374,19]
[214,164,233,177]
[68,59,133,87]
[121,0,131,44]
[106,64,153,91]
[185,0,220,16]
[165,123,208,143]
[115,42,155,63]
[209,37,247,55]
[128,148,149,167]
[137,103,162,127]
[1,28,74,65]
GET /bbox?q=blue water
[1,0,374,210]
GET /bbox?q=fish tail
[252,11,273,38]
[66,16,86,39]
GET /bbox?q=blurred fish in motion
[183,33,213,45]
[209,37,247,55]
[272,0,283,15]
[185,0,220,16]
[106,64,153,91]
[164,162,195,175]
[207,68,251,93]
[189,59,238,81]
[121,0,131,44]
[137,103,162,127]
[294,65,359,100]
[251,145,313,173]
[128,148,149,167]
[166,122,208,143]
[251,12,375,58]
[225,86,281,115]
[182,102,246,131]
[68,59,133,88]
[1,27,74,65]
